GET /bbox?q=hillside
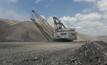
[0,21,49,42]
[0,19,19,25]
[75,33,91,41]
[0,18,19,32]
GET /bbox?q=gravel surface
[0,42,84,65]
[0,41,107,65]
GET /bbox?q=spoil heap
[0,19,19,25]
[72,41,107,65]
[1,21,48,42]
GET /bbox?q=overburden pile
[72,41,107,65]
[0,21,49,42]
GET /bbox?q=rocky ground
[73,41,107,65]
[0,41,107,65]
[0,42,84,65]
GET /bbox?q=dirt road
[0,42,85,65]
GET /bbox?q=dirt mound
[0,18,19,25]
[0,19,19,38]
[72,41,107,65]
[0,20,10,31]
[0,18,54,42]
[2,21,48,42]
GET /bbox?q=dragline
[31,10,77,41]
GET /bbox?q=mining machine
[31,10,77,41]
[53,16,77,41]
